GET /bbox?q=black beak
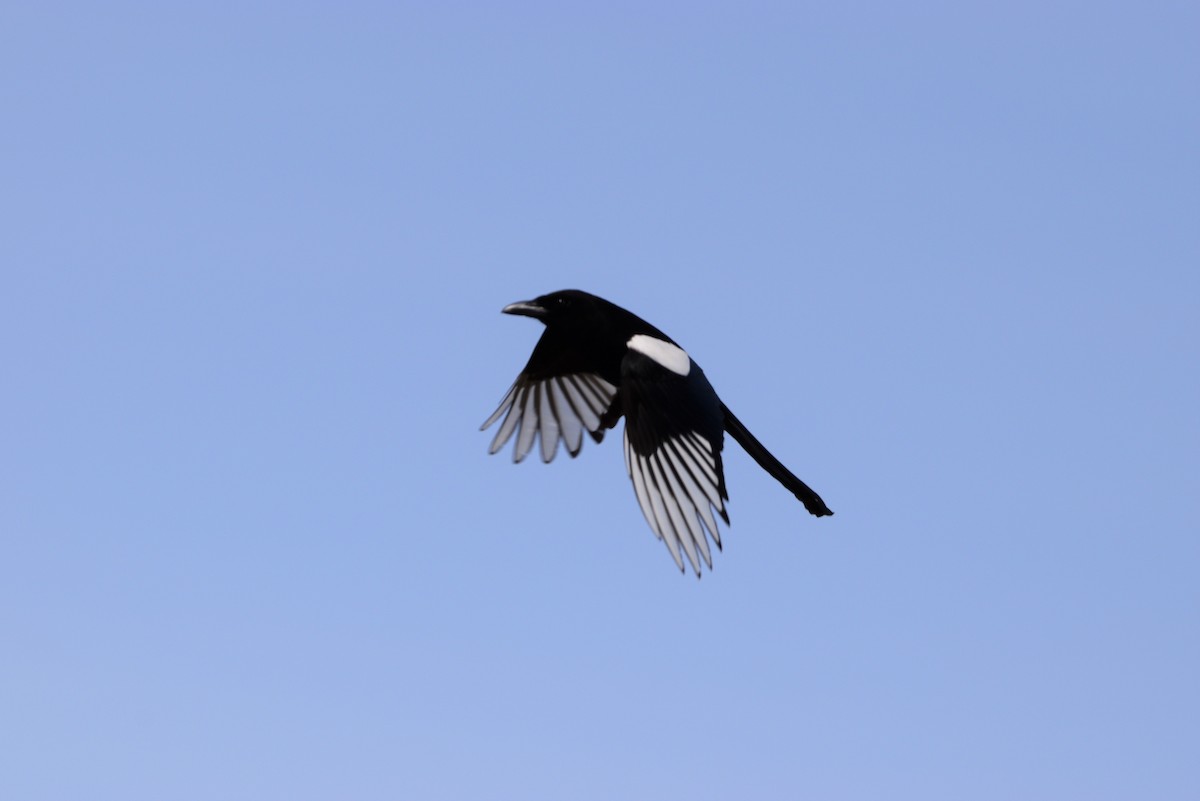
[501,299,546,319]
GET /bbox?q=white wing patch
[627,334,691,376]
[481,373,617,463]
[624,427,728,575]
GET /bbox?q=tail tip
[805,499,834,517]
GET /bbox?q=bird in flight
[481,289,833,575]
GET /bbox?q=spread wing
[482,372,618,463]
[621,356,730,575]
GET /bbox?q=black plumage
[482,289,832,574]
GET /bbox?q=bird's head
[501,289,605,329]
[500,289,671,367]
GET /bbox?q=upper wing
[621,358,730,575]
[482,372,618,463]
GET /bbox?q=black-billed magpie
[482,289,833,575]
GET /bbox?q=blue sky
[2,3,1197,799]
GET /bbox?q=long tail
[722,404,833,517]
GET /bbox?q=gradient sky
[3,3,1198,800]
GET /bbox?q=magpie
[481,289,833,575]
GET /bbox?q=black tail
[722,404,833,517]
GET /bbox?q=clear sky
[3,3,1197,799]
